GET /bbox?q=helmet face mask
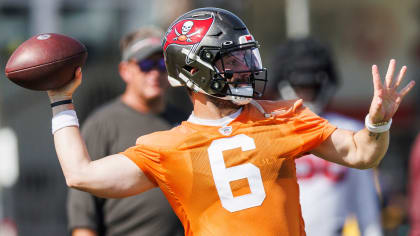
[211,45,267,98]
[163,8,267,104]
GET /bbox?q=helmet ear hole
[183,65,199,75]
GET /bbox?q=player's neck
[191,92,242,120]
[121,92,165,114]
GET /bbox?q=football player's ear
[190,68,199,75]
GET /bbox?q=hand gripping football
[5,33,87,91]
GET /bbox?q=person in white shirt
[267,37,383,236]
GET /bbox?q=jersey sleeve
[291,102,337,156]
[121,142,163,185]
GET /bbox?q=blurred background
[0,0,418,235]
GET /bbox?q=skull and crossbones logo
[174,21,201,42]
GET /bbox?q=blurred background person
[66,26,187,236]
[407,30,420,236]
[408,132,420,236]
[0,127,18,236]
[265,37,383,236]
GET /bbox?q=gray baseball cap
[121,27,164,61]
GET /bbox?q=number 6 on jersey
[208,134,266,212]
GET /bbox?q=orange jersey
[122,99,336,236]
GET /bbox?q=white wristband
[365,114,392,133]
[51,110,79,134]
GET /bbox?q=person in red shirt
[45,7,414,236]
[409,133,420,236]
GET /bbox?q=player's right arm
[48,68,156,198]
[311,60,414,169]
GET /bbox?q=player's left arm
[311,59,415,169]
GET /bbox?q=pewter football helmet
[163,8,267,105]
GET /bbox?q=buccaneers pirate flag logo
[163,16,214,51]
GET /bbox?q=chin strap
[250,100,272,118]
[231,96,252,105]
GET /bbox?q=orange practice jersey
[122,99,336,236]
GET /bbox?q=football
[5,33,87,91]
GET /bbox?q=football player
[46,8,414,235]
[268,37,383,236]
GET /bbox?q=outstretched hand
[368,59,415,124]
[47,67,83,103]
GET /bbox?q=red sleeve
[409,133,420,234]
